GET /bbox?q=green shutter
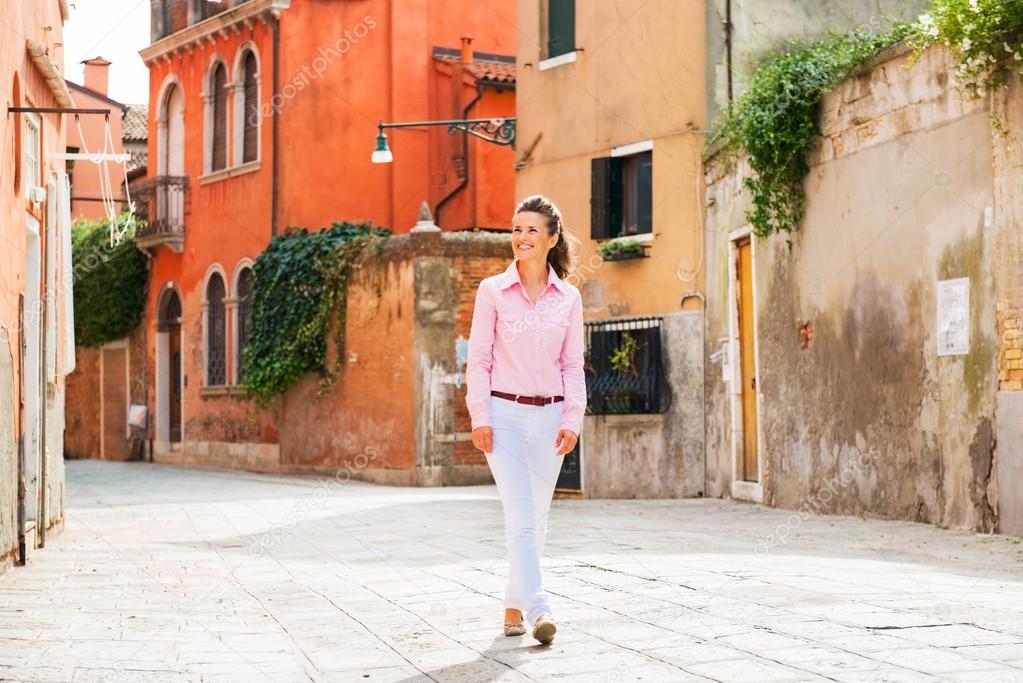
[548,0,575,59]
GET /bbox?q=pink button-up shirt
[466,259,587,435]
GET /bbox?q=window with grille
[547,0,575,59]
[591,150,652,239]
[241,52,258,163]
[206,273,226,385]
[211,63,227,172]
[584,317,670,415]
[236,267,253,381]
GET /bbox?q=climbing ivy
[910,0,1023,99]
[712,25,912,238]
[71,215,148,347]
[240,222,390,403]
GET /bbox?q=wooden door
[736,238,758,482]
[169,327,182,442]
[101,347,128,460]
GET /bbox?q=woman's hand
[471,426,493,454]
[554,429,577,456]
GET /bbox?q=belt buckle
[532,394,546,405]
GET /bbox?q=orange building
[128,0,516,471]
[1,0,72,571]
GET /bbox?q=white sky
[63,0,151,104]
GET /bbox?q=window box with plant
[597,237,649,262]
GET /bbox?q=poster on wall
[936,277,970,357]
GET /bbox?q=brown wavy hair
[514,194,578,279]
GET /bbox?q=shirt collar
[498,258,570,295]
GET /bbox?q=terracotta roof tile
[435,55,516,84]
[122,104,148,143]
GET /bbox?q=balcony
[131,176,188,253]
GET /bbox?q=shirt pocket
[496,304,528,343]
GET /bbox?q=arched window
[206,273,226,385]
[209,62,228,172]
[238,50,259,164]
[236,267,254,381]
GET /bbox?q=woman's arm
[465,280,497,430]
[558,291,586,435]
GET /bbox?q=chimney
[82,56,112,96]
[460,36,473,65]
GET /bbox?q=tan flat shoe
[504,622,526,636]
[531,614,557,644]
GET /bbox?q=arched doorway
[157,287,182,444]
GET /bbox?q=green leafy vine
[712,25,912,239]
[240,222,390,403]
[909,0,1023,99]
[71,215,148,347]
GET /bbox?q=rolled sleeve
[465,280,496,430]
[558,291,586,435]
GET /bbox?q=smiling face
[512,210,559,264]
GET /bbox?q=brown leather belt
[491,390,564,406]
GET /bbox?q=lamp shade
[371,131,393,164]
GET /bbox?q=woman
[466,194,586,645]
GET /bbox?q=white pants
[485,394,565,625]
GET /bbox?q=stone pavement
[2,461,1023,683]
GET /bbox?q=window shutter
[548,0,575,59]
[206,274,226,385]
[591,157,611,239]
[236,268,253,381]
[212,64,227,171]
[243,53,258,163]
[591,156,623,239]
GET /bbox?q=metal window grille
[242,52,258,163]
[584,316,670,415]
[236,268,253,381]
[211,64,228,171]
[206,274,226,385]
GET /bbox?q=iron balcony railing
[584,316,671,415]
[132,175,188,243]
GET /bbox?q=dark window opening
[584,316,670,415]
[236,267,253,381]
[206,273,226,385]
[211,63,228,172]
[590,150,652,239]
[242,52,259,163]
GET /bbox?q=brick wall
[451,254,509,466]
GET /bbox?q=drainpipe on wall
[435,37,481,229]
[724,0,733,108]
[271,13,280,237]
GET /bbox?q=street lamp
[371,117,516,163]
[371,130,393,164]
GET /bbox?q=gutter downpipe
[434,83,484,229]
[271,12,280,237]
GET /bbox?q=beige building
[515,0,708,498]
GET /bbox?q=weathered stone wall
[64,323,148,460]
[704,43,1001,531]
[582,311,705,498]
[991,73,1023,535]
[705,0,930,126]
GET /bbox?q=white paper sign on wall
[936,277,970,356]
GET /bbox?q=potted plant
[605,332,640,412]
[598,238,648,261]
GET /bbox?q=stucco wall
[704,0,931,127]
[704,43,1001,531]
[515,0,707,318]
